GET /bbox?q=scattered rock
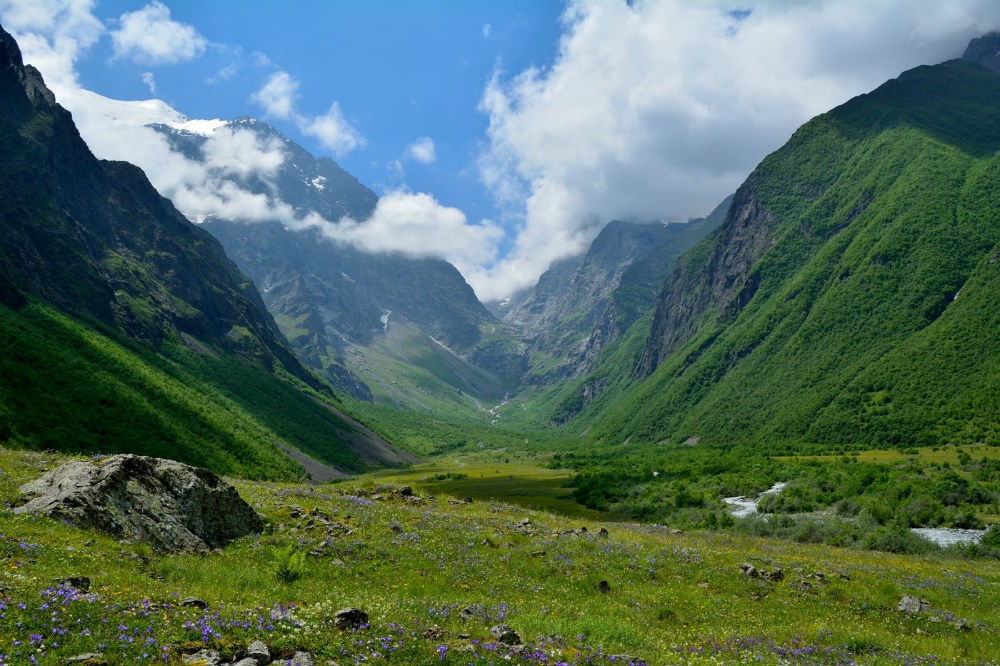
[596,580,611,594]
[763,568,783,582]
[459,604,490,623]
[738,562,759,578]
[334,607,369,630]
[287,651,315,666]
[14,455,264,553]
[397,486,413,497]
[65,654,106,664]
[490,624,522,645]
[422,626,450,639]
[57,576,91,592]
[598,528,609,539]
[244,640,270,665]
[531,550,546,557]
[181,597,209,609]
[182,649,221,665]
[897,596,931,614]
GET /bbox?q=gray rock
[459,603,490,623]
[65,654,105,663]
[897,596,931,614]
[490,624,522,645]
[14,455,264,553]
[287,651,315,665]
[182,597,209,609]
[182,649,221,665]
[57,576,91,592]
[334,607,369,630]
[230,659,259,666]
[244,640,270,665]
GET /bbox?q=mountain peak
[963,32,1000,75]
[1,24,56,108]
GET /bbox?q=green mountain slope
[579,59,1000,449]
[0,25,407,478]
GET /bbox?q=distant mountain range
[559,37,1000,449]
[5,18,998,479]
[152,118,719,420]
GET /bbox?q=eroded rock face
[14,455,263,552]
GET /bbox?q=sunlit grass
[1,446,998,664]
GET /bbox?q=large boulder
[13,455,264,552]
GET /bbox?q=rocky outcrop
[963,32,1000,75]
[14,455,263,552]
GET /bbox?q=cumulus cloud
[251,71,365,156]
[474,0,1000,299]
[110,1,206,65]
[141,71,156,94]
[405,137,437,164]
[0,0,104,90]
[323,192,504,279]
[304,102,366,155]
[251,70,298,119]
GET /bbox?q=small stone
[334,607,369,630]
[181,597,209,609]
[65,654,105,664]
[897,596,931,614]
[596,580,611,594]
[182,649,221,665]
[397,486,413,496]
[598,528,609,539]
[459,604,489,623]
[245,640,270,665]
[739,563,759,578]
[288,651,315,666]
[490,624,522,645]
[58,576,91,592]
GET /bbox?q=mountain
[154,119,525,416]
[0,25,410,479]
[574,54,1000,449]
[500,210,727,385]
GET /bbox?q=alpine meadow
[3,5,1000,665]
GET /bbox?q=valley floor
[1,447,999,664]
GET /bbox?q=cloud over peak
[251,71,365,157]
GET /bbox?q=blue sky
[71,1,565,229]
[3,1,1000,300]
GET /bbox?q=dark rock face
[0,24,320,389]
[637,182,773,378]
[503,214,724,385]
[14,455,264,552]
[963,32,1000,75]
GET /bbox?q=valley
[3,12,1000,666]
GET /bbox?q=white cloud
[110,1,206,65]
[304,102,366,156]
[251,72,365,157]
[324,192,504,280]
[475,0,1000,299]
[405,137,436,164]
[482,23,493,39]
[0,0,104,90]
[141,71,155,94]
[251,70,298,119]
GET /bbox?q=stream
[723,483,987,546]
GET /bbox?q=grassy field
[363,451,606,520]
[2,446,1000,665]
